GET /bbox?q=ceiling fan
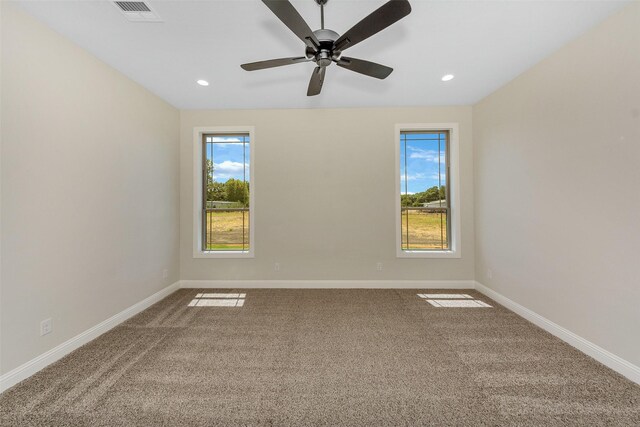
[241,0,412,96]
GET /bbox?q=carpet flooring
[1,289,639,426]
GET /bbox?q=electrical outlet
[162,269,169,279]
[40,318,52,336]
[487,268,493,279]
[376,262,383,271]
[274,263,280,272]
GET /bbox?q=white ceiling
[15,0,628,110]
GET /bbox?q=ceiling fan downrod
[309,0,339,66]
[316,0,328,29]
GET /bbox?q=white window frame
[193,126,255,258]
[395,123,461,259]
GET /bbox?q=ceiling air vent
[113,1,163,22]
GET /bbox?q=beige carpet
[1,289,639,426]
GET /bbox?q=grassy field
[401,210,448,250]
[204,210,447,251]
[205,210,250,251]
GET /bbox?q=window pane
[205,210,249,251]
[400,131,449,251]
[204,134,250,252]
[401,209,448,250]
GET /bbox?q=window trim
[193,126,255,259]
[395,123,461,259]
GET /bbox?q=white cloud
[400,172,426,182]
[430,173,447,182]
[408,148,445,163]
[213,161,249,179]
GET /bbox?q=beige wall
[474,3,640,365]
[0,3,180,374]
[180,107,474,281]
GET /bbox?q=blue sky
[205,136,250,183]
[400,133,447,195]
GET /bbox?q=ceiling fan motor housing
[306,29,341,66]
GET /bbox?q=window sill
[193,251,254,259]
[397,250,461,259]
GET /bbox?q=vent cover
[115,2,150,12]
[113,1,162,22]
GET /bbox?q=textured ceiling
[15,0,629,109]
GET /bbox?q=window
[395,124,460,258]
[400,131,449,250]
[193,127,254,258]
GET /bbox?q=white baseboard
[475,281,640,385]
[0,281,180,393]
[180,279,476,289]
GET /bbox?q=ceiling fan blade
[262,0,320,50]
[336,57,393,79]
[334,0,411,51]
[307,66,326,96]
[241,57,310,71]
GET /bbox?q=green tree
[401,194,416,207]
[205,160,228,201]
[404,185,447,207]
[415,186,439,204]
[425,186,440,203]
[224,178,249,206]
[209,182,226,201]
[205,159,214,200]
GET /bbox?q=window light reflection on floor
[417,293,492,308]
[426,299,491,308]
[188,293,246,307]
[417,294,473,299]
[196,293,246,299]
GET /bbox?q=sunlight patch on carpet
[189,293,246,307]
[417,294,473,299]
[418,293,492,308]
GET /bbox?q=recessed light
[197,80,209,86]
[441,74,454,82]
